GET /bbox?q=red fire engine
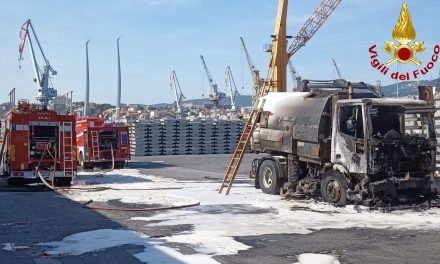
[76,117,130,169]
[0,100,76,186]
[0,19,78,186]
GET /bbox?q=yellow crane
[219,0,342,194]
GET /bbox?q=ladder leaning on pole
[219,71,272,195]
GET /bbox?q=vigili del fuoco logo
[368,1,439,81]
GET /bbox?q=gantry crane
[225,66,240,111]
[200,55,224,108]
[240,37,262,95]
[219,0,342,194]
[170,71,186,114]
[332,58,344,79]
[18,19,58,108]
[288,60,301,91]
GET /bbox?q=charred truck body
[0,100,77,186]
[251,80,436,206]
[76,117,130,169]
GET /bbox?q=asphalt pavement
[0,154,439,264]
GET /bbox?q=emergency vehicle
[1,100,76,186]
[76,117,130,169]
[0,19,77,186]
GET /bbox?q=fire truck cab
[0,100,77,186]
[76,117,130,169]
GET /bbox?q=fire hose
[90,143,116,177]
[82,200,200,212]
[35,143,201,212]
[35,141,57,190]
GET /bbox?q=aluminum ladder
[219,70,272,195]
[91,130,100,161]
[61,122,74,176]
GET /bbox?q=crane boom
[18,19,57,108]
[332,58,344,79]
[288,0,342,58]
[170,71,185,114]
[225,66,239,111]
[200,55,222,107]
[240,37,261,94]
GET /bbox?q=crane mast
[240,37,261,94]
[170,71,186,114]
[332,58,344,79]
[18,19,57,108]
[269,0,289,93]
[225,66,239,111]
[200,55,222,108]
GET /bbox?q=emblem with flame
[383,2,425,65]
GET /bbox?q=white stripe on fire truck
[13,125,29,131]
[59,126,73,132]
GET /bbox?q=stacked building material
[130,119,248,156]
[129,121,163,156]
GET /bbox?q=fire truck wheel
[320,170,348,206]
[7,178,24,187]
[114,161,125,169]
[258,160,283,195]
[54,177,72,187]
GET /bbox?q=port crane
[332,58,344,79]
[170,71,186,114]
[18,19,58,108]
[200,55,224,108]
[225,66,240,111]
[240,37,262,95]
[220,0,342,194]
[288,60,301,91]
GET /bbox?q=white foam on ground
[37,229,146,256]
[63,169,440,263]
[294,253,341,264]
[2,243,13,251]
[36,228,219,264]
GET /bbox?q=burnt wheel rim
[262,167,273,189]
[326,179,341,203]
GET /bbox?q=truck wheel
[114,161,125,169]
[258,160,283,195]
[7,178,24,187]
[320,170,348,206]
[54,177,72,187]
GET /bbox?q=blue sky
[0,0,439,105]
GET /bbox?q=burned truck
[251,80,437,206]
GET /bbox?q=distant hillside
[381,78,440,97]
[153,94,253,108]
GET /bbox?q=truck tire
[7,178,24,187]
[54,177,72,187]
[320,170,348,206]
[258,160,283,195]
[114,161,125,169]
